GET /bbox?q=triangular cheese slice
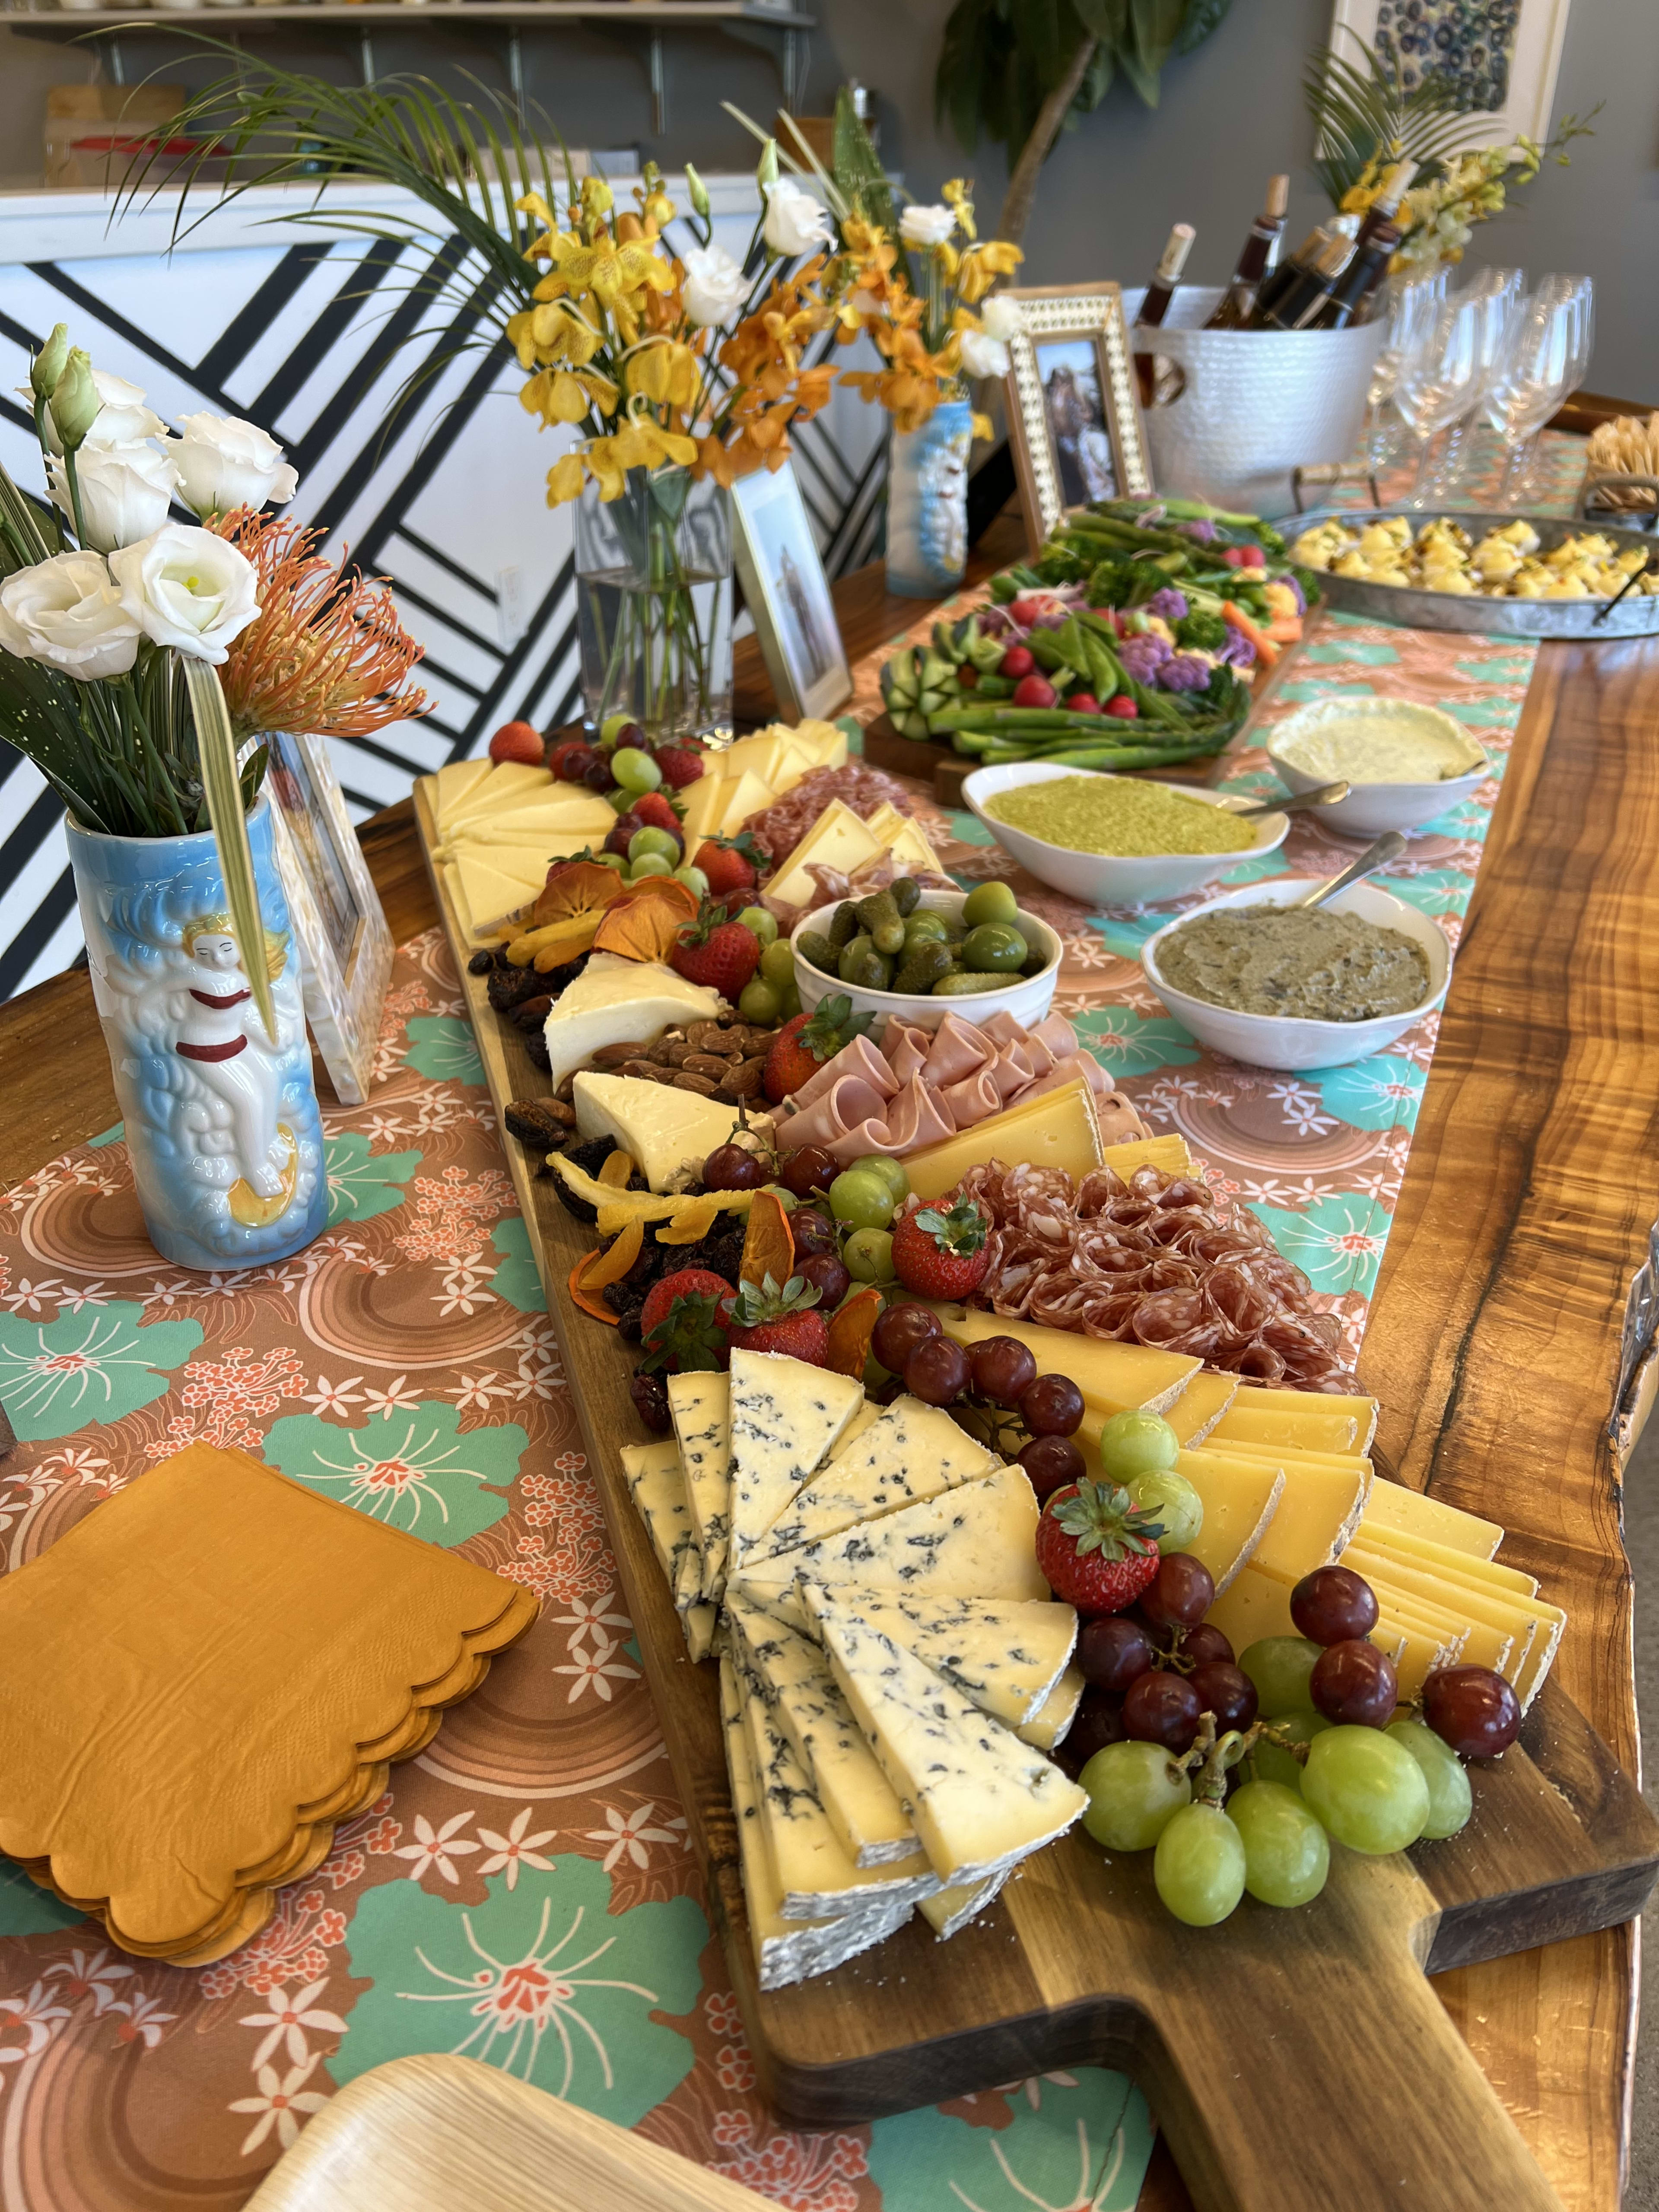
[433,758,492,829]
[666,1371,731,1605]
[716,769,775,836]
[1014,1663,1085,1750]
[919,1868,1008,1939]
[454,851,543,935]
[444,760,553,825]
[738,1464,1049,1605]
[1173,1449,1283,1595]
[726,1351,863,1577]
[756,1396,997,1561]
[678,773,727,846]
[726,1591,919,1866]
[767,801,886,908]
[841,1594,1077,1729]
[804,1588,1088,1889]
[446,800,615,841]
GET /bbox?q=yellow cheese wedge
[926,1305,1199,1414]
[1226,1382,1379,1456]
[865,802,946,877]
[904,1071,1104,1202]
[432,759,492,828]
[717,731,791,785]
[768,800,886,908]
[1096,1133,1195,1179]
[1362,1480,1503,1561]
[1213,1402,1363,1457]
[808,722,849,772]
[1370,1599,1465,1696]
[453,850,544,935]
[717,769,776,835]
[447,797,617,839]
[1173,1450,1283,1594]
[678,773,728,846]
[1355,1520,1538,1598]
[1340,1543,1564,1709]
[1205,1453,1370,1582]
[444,760,553,826]
[1189,1438,1373,1479]
[1163,1372,1236,1447]
[1361,1572,1509,1676]
[1203,1563,1294,1653]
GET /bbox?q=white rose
[958,329,1011,379]
[681,243,750,329]
[33,369,169,455]
[0,550,141,681]
[49,441,180,553]
[979,294,1022,343]
[110,523,261,664]
[172,412,299,520]
[899,203,957,249]
[762,178,833,258]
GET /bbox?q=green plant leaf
[185,655,276,1045]
[1177,0,1233,52]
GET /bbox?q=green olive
[963,880,1020,928]
[961,922,1030,974]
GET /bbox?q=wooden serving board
[414,780,1659,2212]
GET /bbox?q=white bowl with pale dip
[1265,697,1489,838]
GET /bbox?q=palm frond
[187,658,277,1043]
[1304,35,1493,204]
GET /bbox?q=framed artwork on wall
[265,731,394,1106]
[731,463,853,723]
[1327,0,1573,145]
[999,285,1153,553]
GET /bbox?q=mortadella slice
[787,1034,901,1115]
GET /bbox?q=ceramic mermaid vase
[885,398,973,599]
[66,796,327,1269]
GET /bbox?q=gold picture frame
[1001,284,1153,553]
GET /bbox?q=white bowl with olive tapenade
[1141,877,1451,1071]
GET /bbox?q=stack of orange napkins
[0,1443,537,1964]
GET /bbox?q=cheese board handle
[1135,1885,1567,2212]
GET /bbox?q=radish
[1011,673,1058,709]
[1066,693,1103,715]
[1009,597,1049,628]
[1106,696,1139,720]
[1000,644,1036,677]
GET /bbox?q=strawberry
[726,1271,828,1363]
[638,1268,735,1373]
[890,1196,992,1300]
[671,901,762,999]
[489,720,544,766]
[655,743,707,791]
[631,791,684,844]
[1035,1478,1163,1615]
[694,833,763,905]
[763,993,873,1103]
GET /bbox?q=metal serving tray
[1288,506,1659,639]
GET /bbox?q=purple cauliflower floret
[1216,629,1257,669]
[1284,572,1307,614]
[1160,653,1212,693]
[1144,587,1189,623]
[1179,519,1220,544]
[1116,633,1171,684]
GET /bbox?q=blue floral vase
[66,795,328,1271]
[885,397,973,599]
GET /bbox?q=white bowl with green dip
[963,762,1289,909]
[1265,697,1489,838]
[1141,876,1451,1070]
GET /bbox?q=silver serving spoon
[1291,830,1408,909]
[1234,779,1351,818]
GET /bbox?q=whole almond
[590,1040,645,1068]
[683,1052,734,1082]
[672,1071,720,1096]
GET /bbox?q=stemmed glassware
[1392,294,1485,504]
[1363,267,1448,473]
[1422,269,1524,498]
[1481,289,1581,505]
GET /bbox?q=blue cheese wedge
[839,1595,1077,1728]
[727,1591,919,1867]
[719,1659,910,1990]
[919,1869,1009,1940]
[739,1465,1049,1604]
[543,954,722,1087]
[804,1586,1089,1888]
[573,1074,766,1194]
[726,1351,864,1577]
[666,1370,731,1605]
[1015,1664,1085,1750]
[756,1396,998,1561]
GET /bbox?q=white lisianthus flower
[979,294,1022,343]
[899,203,957,249]
[958,328,1011,379]
[49,441,180,554]
[110,523,261,664]
[0,550,142,681]
[681,244,750,329]
[762,178,833,257]
[34,369,169,455]
[172,412,300,520]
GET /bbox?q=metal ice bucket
[1123,285,1386,520]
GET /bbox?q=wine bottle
[1204,175,1290,329]
[1313,163,1421,329]
[1252,233,1358,331]
[1134,223,1195,406]
[1250,222,1338,324]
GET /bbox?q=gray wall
[0,0,1652,393]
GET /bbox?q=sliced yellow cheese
[1203,1563,1294,1653]
[443,760,553,826]
[446,837,581,881]
[1190,1438,1373,1478]
[1363,1574,1507,1677]
[1341,1542,1564,1710]
[445,798,616,841]
[432,758,492,828]
[1097,1133,1195,1179]
[1014,1663,1084,1751]
[918,1869,1007,1939]
[903,1071,1104,1201]
[453,850,544,935]
[768,800,886,908]
[717,731,792,784]
[866,802,946,877]
[1355,1519,1538,1598]
[716,769,776,835]
[1370,1599,1464,1696]
[806,721,849,772]
[1361,1480,1503,1561]
[1226,1381,1379,1456]
[926,1305,1199,1415]
[1213,1402,1363,1457]
[1207,1453,1370,1583]
[678,772,728,846]
[1162,1371,1237,1447]
[1173,1449,1283,1594]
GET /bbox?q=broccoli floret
[1085,555,1137,605]
[1205,662,1244,707]
[1174,611,1229,652]
[1034,546,1089,585]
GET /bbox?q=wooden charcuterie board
[415,777,1659,2212]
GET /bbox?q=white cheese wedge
[543,953,723,1087]
[667,1370,731,1605]
[726,1591,920,1866]
[734,1649,938,1919]
[573,1073,754,1194]
[1014,1664,1085,1750]
[726,1351,864,1577]
[453,851,545,936]
[919,1868,1008,1940]
[719,1659,910,1990]
[432,758,492,829]
[839,1594,1078,1728]
[620,1438,712,1662]
[738,1464,1049,1604]
[768,800,886,909]
[756,1396,998,1561]
[805,1588,1089,1888]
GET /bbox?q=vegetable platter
[410,766,1659,2212]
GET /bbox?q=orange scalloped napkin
[0,1444,536,1961]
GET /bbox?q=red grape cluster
[1290,1565,1520,1756]
[869,1304,1087,1480]
[1068,1550,1255,1767]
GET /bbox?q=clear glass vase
[574,465,733,739]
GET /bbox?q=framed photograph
[1327,0,1572,145]
[1000,284,1153,553]
[731,463,853,723]
[264,730,394,1107]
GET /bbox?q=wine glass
[1481,293,1576,507]
[1431,271,1525,496]
[1392,295,1485,504]
[1363,267,1447,472]
[1514,275,1593,497]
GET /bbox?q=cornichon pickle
[827,902,861,950]
[891,877,921,917]
[891,940,955,994]
[838,931,878,982]
[797,930,839,975]
[931,969,1010,995]
[843,947,892,990]
[856,888,906,957]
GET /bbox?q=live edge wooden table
[3,536,1657,2212]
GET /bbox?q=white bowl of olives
[789,882,1061,1033]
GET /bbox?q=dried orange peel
[569,1218,645,1323]
[740,1189,794,1290]
[826,1286,883,1377]
[592,876,699,963]
[549,1154,764,1236]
